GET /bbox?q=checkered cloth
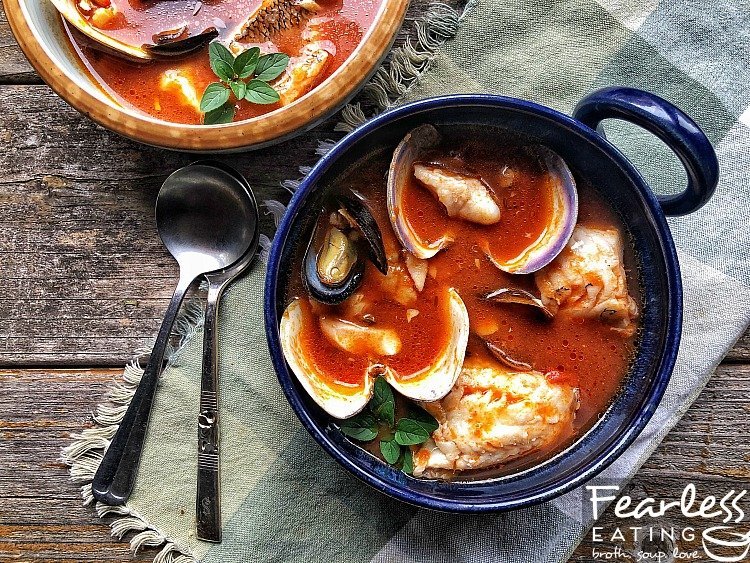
[68,1,750,561]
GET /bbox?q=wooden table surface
[1,2,748,561]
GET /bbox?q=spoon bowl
[157,164,257,274]
[92,163,259,506]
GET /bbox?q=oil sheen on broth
[283,126,640,479]
[64,0,379,123]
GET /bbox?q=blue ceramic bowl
[264,87,719,512]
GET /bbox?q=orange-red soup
[285,130,640,473]
[64,0,379,123]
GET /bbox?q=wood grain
[0,8,37,84]
[3,364,749,562]
[0,369,152,562]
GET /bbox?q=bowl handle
[573,86,719,216]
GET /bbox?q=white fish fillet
[319,317,401,356]
[413,364,578,477]
[273,42,331,106]
[413,164,501,225]
[535,225,638,336]
[159,69,200,112]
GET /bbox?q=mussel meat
[302,192,387,305]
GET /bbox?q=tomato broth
[284,127,641,476]
[64,0,379,123]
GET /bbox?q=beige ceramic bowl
[5,0,409,151]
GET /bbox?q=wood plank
[0,369,151,562]
[2,364,749,562]
[0,7,39,84]
[726,330,750,362]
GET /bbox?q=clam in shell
[387,124,578,273]
[485,146,578,274]
[279,287,469,418]
[50,0,219,61]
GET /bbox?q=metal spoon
[190,162,259,543]
[92,164,258,506]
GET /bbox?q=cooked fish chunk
[319,316,401,356]
[273,42,331,106]
[233,0,320,41]
[159,69,200,113]
[413,164,501,225]
[413,364,578,477]
[535,225,638,336]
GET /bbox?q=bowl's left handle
[573,86,719,216]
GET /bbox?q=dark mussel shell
[142,27,219,58]
[302,223,365,305]
[337,192,388,275]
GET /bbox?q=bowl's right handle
[573,86,719,216]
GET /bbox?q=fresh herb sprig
[339,377,439,475]
[199,42,290,125]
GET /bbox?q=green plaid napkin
[64,1,750,561]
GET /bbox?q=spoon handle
[196,279,223,543]
[92,273,194,506]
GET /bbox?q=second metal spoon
[192,162,260,543]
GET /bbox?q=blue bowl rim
[263,93,682,512]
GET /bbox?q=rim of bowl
[264,94,682,512]
[4,0,409,152]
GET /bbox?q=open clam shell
[485,146,578,274]
[280,300,374,418]
[388,124,578,273]
[51,0,219,61]
[279,288,469,418]
[384,287,469,401]
[387,124,453,259]
[50,0,152,60]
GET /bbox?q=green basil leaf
[339,412,377,442]
[211,59,234,82]
[202,102,235,125]
[380,439,401,465]
[209,41,234,67]
[408,406,439,434]
[200,83,230,113]
[244,79,280,104]
[229,80,247,100]
[394,418,431,446]
[254,53,290,81]
[370,377,395,426]
[401,447,414,475]
[234,46,260,78]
